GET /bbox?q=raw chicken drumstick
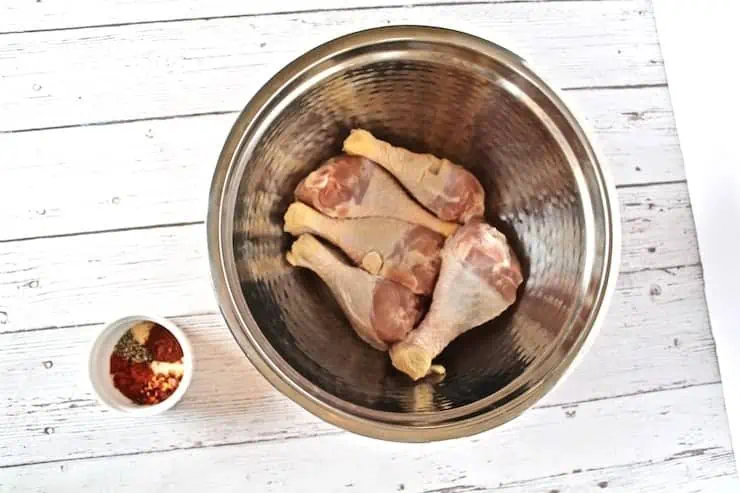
[390,221,523,380]
[295,154,458,237]
[284,202,443,296]
[286,234,423,351]
[343,129,485,223]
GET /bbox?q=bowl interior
[219,31,613,434]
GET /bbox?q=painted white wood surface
[0,0,737,491]
[0,183,699,334]
[0,385,735,492]
[1,0,507,34]
[0,85,682,241]
[0,1,663,131]
[0,265,721,466]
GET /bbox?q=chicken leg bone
[295,154,458,237]
[287,234,423,350]
[343,129,485,223]
[390,221,523,380]
[284,202,444,295]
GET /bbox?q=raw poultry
[286,233,422,350]
[294,154,458,237]
[286,132,522,380]
[284,202,443,295]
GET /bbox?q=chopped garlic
[130,321,154,345]
[150,360,185,377]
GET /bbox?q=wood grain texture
[495,449,737,492]
[0,0,664,132]
[0,224,213,334]
[1,384,736,492]
[0,85,682,242]
[0,264,721,467]
[0,182,699,334]
[619,182,699,271]
[1,0,506,34]
[0,0,735,489]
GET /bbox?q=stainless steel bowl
[207,26,620,441]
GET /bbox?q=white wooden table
[1,1,738,491]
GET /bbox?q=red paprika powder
[145,324,184,362]
[109,322,184,405]
[110,353,156,404]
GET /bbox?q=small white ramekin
[88,314,194,416]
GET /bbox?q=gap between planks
[0,84,669,136]
[0,110,240,136]
[0,83,685,242]
[0,381,725,471]
[0,0,630,37]
[0,181,700,333]
[0,176,686,245]
[4,450,736,492]
[0,383,733,489]
[0,259,702,338]
[0,263,723,469]
[493,449,737,492]
[0,220,204,245]
[0,179,695,254]
[0,1,666,131]
[615,179,686,190]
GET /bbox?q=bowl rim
[207,25,621,441]
[87,314,194,416]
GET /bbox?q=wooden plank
[0,114,233,242]
[2,0,486,34]
[552,264,717,404]
[0,224,214,334]
[619,182,699,272]
[0,264,719,465]
[0,384,735,492]
[0,1,664,132]
[0,85,682,242]
[496,449,738,492]
[0,114,232,242]
[0,182,699,333]
[576,85,683,186]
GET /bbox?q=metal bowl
[207,26,620,441]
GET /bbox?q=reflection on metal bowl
[207,26,620,441]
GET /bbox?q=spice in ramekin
[110,321,185,405]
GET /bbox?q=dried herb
[113,330,151,363]
[110,323,184,406]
